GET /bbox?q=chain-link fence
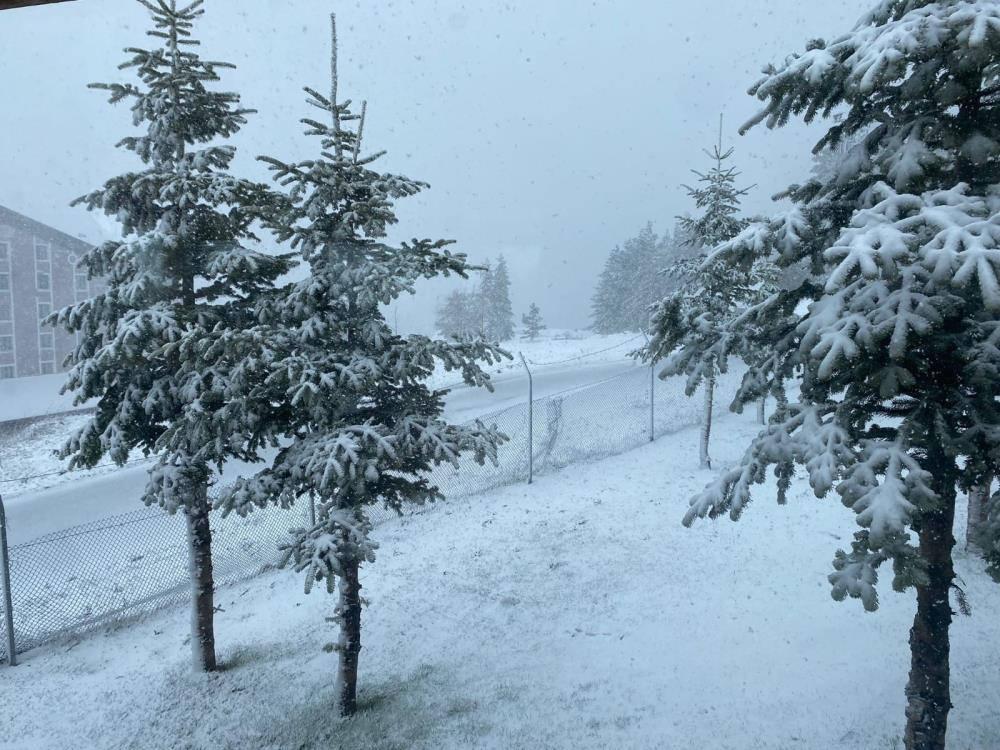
[0,364,744,663]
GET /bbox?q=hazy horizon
[1,0,869,332]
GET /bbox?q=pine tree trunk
[337,558,363,717]
[757,397,766,425]
[903,460,956,750]
[186,481,217,672]
[700,374,714,469]
[966,474,992,551]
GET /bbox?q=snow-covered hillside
[4,411,998,750]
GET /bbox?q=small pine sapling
[522,303,545,340]
[643,118,755,468]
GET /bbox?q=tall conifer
[54,0,290,671]
[217,15,508,716]
[676,5,1000,746]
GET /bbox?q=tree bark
[337,558,363,717]
[700,374,715,469]
[186,481,217,672]
[757,397,766,425]
[966,474,992,551]
[903,460,956,750]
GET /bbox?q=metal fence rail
[0,364,743,663]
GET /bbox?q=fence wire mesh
[0,364,743,662]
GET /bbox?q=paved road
[442,360,639,422]
[4,359,642,545]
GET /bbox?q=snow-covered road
[4,358,643,545]
[443,359,639,422]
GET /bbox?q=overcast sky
[0,0,869,332]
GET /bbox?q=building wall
[0,209,98,379]
[0,240,13,378]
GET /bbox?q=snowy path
[3,410,998,750]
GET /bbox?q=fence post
[0,494,16,666]
[650,363,655,442]
[642,330,655,443]
[519,352,533,484]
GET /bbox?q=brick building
[0,205,99,379]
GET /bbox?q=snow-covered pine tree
[678,4,1000,748]
[591,244,629,334]
[216,14,508,717]
[52,0,290,672]
[436,289,478,339]
[522,302,545,340]
[678,129,752,253]
[485,254,515,341]
[654,220,702,300]
[475,259,494,337]
[811,120,868,186]
[622,222,666,332]
[644,124,753,468]
[740,254,781,425]
[591,224,670,334]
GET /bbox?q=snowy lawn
[0,411,149,499]
[3,410,998,750]
[0,373,94,424]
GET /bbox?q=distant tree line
[590,221,700,335]
[436,255,515,341]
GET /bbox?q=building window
[34,238,55,375]
[0,365,14,379]
[0,243,11,355]
[0,335,11,353]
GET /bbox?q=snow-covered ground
[0,373,93,423]
[445,328,645,381]
[3,410,998,750]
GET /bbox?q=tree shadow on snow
[253,662,494,750]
